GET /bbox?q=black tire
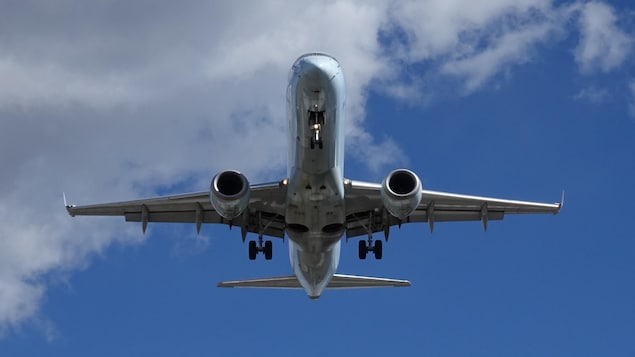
[374,240,383,260]
[358,240,367,260]
[248,241,257,260]
[264,240,273,260]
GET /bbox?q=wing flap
[124,211,221,224]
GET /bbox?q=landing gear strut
[310,124,323,149]
[247,211,277,260]
[353,210,386,260]
[309,110,324,150]
[358,237,383,260]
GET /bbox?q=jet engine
[210,170,251,220]
[380,169,422,220]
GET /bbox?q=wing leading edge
[344,180,562,238]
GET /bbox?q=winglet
[63,192,76,216]
[558,190,565,212]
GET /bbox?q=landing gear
[308,110,324,150]
[358,240,367,260]
[358,238,383,260]
[374,240,383,260]
[310,137,323,150]
[247,211,277,260]
[248,237,273,260]
[264,240,273,260]
[248,240,257,260]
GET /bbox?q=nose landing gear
[308,110,325,150]
[310,124,324,149]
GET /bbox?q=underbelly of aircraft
[284,167,346,297]
[285,168,346,244]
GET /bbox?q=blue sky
[1,1,634,356]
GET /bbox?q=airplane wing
[66,181,287,238]
[344,180,562,238]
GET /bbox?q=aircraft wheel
[248,241,257,260]
[374,240,383,260]
[358,240,367,260]
[264,240,273,260]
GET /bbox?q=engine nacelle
[210,170,250,220]
[380,169,422,220]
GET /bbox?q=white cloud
[382,1,633,94]
[0,58,143,110]
[384,0,563,92]
[574,1,633,73]
[440,22,554,92]
[573,86,610,104]
[629,81,635,117]
[387,0,553,61]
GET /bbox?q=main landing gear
[358,238,383,260]
[248,237,272,260]
[246,211,277,260]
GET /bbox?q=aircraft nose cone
[291,53,341,83]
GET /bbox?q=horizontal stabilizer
[217,274,411,289]
[327,274,411,289]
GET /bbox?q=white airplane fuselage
[285,53,346,298]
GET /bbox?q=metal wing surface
[217,274,411,289]
[344,180,562,238]
[66,182,287,238]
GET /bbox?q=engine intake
[381,169,422,220]
[210,170,250,220]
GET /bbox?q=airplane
[66,52,562,299]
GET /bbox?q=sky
[1,0,634,356]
